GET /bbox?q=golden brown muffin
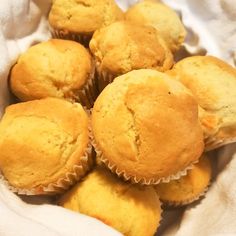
[10,39,95,108]
[155,154,212,206]
[59,166,162,236]
[168,56,236,150]
[89,21,174,91]
[92,69,204,184]
[0,98,92,195]
[48,0,124,45]
[125,0,186,52]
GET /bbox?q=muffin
[125,0,186,52]
[155,155,212,206]
[92,69,204,184]
[0,98,92,195]
[168,56,236,150]
[48,0,124,45]
[10,39,96,108]
[59,166,162,236]
[89,21,174,91]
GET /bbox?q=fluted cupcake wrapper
[74,59,98,109]
[91,133,199,185]
[94,60,117,92]
[0,127,94,195]
[51,28,92,47]
[160,184,210,207]
[205,136,236,151]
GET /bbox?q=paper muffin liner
[0,129,94,195]
[51,28,92,47]
[94,60,117,92]
[160,184,210,207]
[74,59,97,109]
[205,136,236,151]
[157,198,163,230]
[91,135,199,185]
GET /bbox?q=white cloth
[0,0,236,236]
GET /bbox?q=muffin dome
[49,0,124,35]
[90,21,173,76]
[155,155,212,205]
[168,56,236,150]
[10,39,95,107]
[0,98,92,194]
[125,0,186,52]
[59,166,162,236]
[92,69,204,184]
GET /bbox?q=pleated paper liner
[51,28,92,48]
[205,136,236,151]
[72,59,98,109]
[159,185,210,207]
[0,130,94,195]
[92,136,199,185]
[94,59,119,92]
[157,199,163,231]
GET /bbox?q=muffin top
[155,155,212,205]
[89,21,173,76]
[0,98,90,193]
[48,0,124,34]
[125,0,186,52]
[59,166,161,236]
[92,69,204,184]
[10,39,93,103]
[168,56,236,150]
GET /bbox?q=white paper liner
[205,136,236,151]
[51,28,92,47]
[94,59,117,92]
[161,184,210,207]
[157,199,163,229]
[74,59,97,109]
[0,128,94,195]
[91,135,199,185]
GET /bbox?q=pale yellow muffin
[10,39,95,108]
[168,56,236,150]
[92,69,204,184]
[90,21,174,91]
[125,0,186,52]
[0,98,92,195]
[48,0,124,45]
[59,166,162,236]
[155,155,212,206]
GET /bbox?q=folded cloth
[0,0,236,236]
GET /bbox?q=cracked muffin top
[59,166,162,236]
[125,0,186,53]
[48,0,124,35]
[10,39,93,103]
[168,56,236,150]
[0,98,90,194]
[92,69,204,184]
[89,21,174,76]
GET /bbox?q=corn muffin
[125,0,186,52]
[92,69,204,184]
[48,0,124,45]
[89,21,174,91]
[168,56,236,150]
[155,155,212,206]
[59,166,162,236]
[0,98,92,195]
[10,39,95,108]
